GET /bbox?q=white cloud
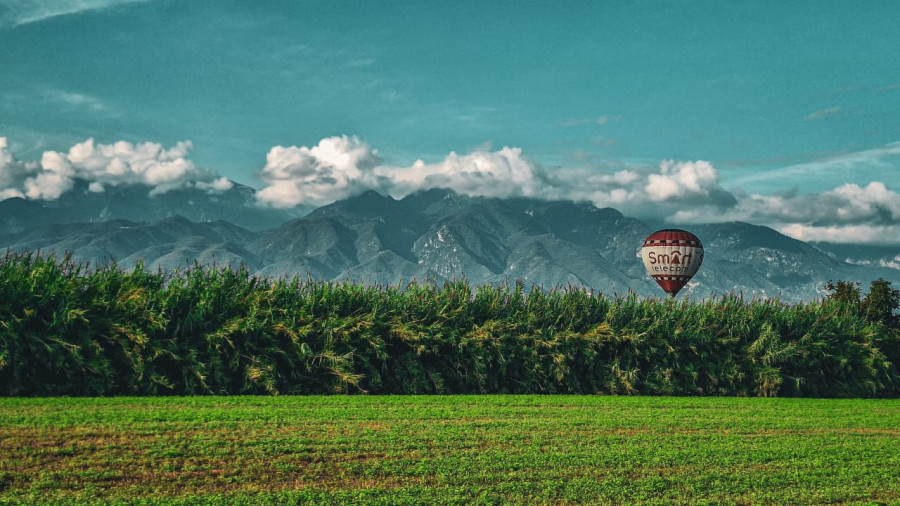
[0,188,24,200]
[25,170,73,200]
[777,224,900,246]
[0,137,228,201]
[255,136,383,208]
[885,255,900,270]
[375,147,550,200]
[646,160,719,202]
[196,177,235,192]
[0,0,149,27]
[827,182,900,222]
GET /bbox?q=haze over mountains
[1,180,897,302]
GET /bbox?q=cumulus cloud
[375,147,552,200]
[255,136,384,208]
[645,160,736,206]
[196,177,234,192]
[0,137,229,201]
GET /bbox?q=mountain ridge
[1,185,897,301]
[0,179,307,233]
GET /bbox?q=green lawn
[1,396,899,504]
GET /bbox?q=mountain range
[0,180,306,233]
[1,180,897,301]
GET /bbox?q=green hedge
[1,252,898,397]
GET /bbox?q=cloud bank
[2,135,898,244]
[254,138,736,214]
[253,136,899,244]
[255,138,739,217]
[0,137,231,200]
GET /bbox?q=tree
[861,278,900,329]
[825,280,862,306]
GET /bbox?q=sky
[1,0,899,244]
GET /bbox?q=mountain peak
[308,190,399,221]
[356,189,392,200]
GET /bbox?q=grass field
[1,396,899,504]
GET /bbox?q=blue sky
[1,0,899,244]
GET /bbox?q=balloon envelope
[641,229,704,297]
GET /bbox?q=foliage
[824,279,863,306]
[861,278,900,329]
[1,396,899,504]
[2,252,899,397]
[826,278,900,329]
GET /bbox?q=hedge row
[1,252,898,397]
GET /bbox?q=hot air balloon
[641,229,704,297]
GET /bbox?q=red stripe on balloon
[642,229,704,248]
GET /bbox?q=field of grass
[1,396,899,504]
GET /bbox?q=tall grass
[1,251,898,397]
